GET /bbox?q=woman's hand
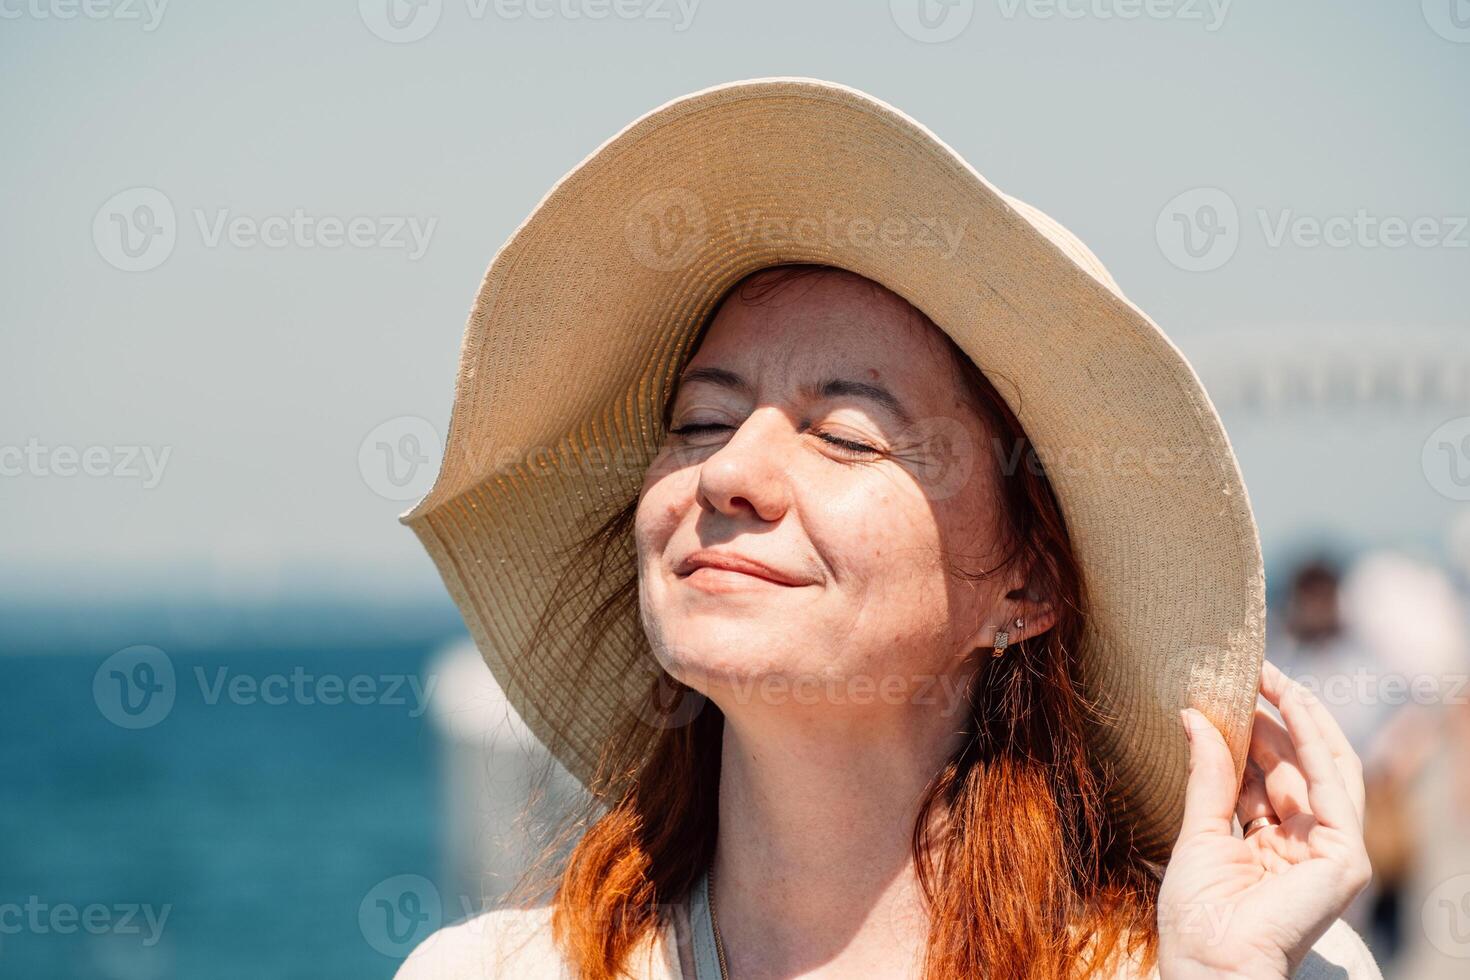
[1156,659,1373,979]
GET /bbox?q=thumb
[1175,707,1239,843]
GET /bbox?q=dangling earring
[992,618,1025,657]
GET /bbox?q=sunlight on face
[634,267,1015,718]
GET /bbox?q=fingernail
[1179,708,1194,743]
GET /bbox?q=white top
[394,874,1384,980]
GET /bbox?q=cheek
[816,483,951,630]
[930,480,1011,627]
[822,473,946,570]
[936,473,1005,570]
[822,474,1002,647]
[634,463,694,560]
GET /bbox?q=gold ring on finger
[1243,815,1280,837]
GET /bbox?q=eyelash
[669,422,879,457]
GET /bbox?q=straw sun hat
[401,77,1264,863]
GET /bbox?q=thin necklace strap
[688,866,725,980]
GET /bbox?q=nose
[695,407,794,524]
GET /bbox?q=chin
[662,632,866,705]
[650,624,803,686]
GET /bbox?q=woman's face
[635,269,1025,716]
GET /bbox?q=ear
[1003,590,1057,644]
[960,567,1058,653]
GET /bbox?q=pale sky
[3,0,1467,602]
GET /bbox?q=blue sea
[0,601,468,979]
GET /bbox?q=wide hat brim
[401,77,1264,863]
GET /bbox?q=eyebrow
[677,366,915,428]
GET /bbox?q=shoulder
[1292,917,1383,980]
[393,906,569,980]
[393,904,682,980]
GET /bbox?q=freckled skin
[635,269,1055,716]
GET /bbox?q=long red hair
[503,264,1161,979]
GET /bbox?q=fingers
[1262,660,1364,777]
[1258,661,1362,833]
[1260,660,1366,826]
[1177,707,1238,842]
[1234,756,1274,829]
[1246,705,1311,821]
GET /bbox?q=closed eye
[668,422,879,457]
[668,422,730,437]
[818,432,880,456]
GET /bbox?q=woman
[394,79,1381,979]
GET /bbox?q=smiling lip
[674,550,811,587]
